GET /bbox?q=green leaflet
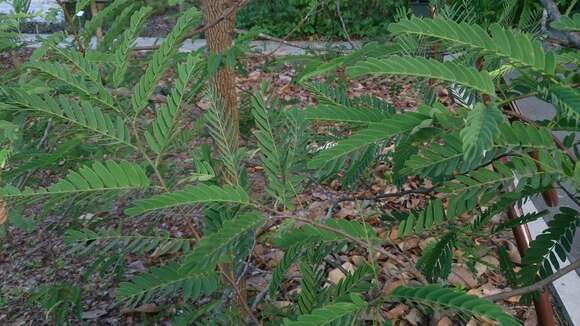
[416,231,456,282]
[390,285,520,326]
[496,121,555,150]
[179,212,264,272]
[308,112,429,169]
[302,82,351,109]
[498,246,519,287]
[519,207,580,283]
[301,82,394,114]
[551,14,580,32]
[331,263,374,298]
[111,6,153,86]
[297,262,321,315]
[131,7,201,114]
[274,219,378,249]
[3,91,132,147]
[81,0,132,44]
[492,210,547,234]
[98,4,138,51]
[544,85,580,118]
[442,154,561,195]
[0,161,150,199]
[117,263,219,307]
[252,91,293,208]
[304,106,391,124]
[389,17,556,75]
[269,243,303,296]
[205,88,242,185]
[399,199,450,237]
[51,47,102,86]
[347,56,495,95]
[342,144,377,188]
[124,184,250,216]
[64,229,191,255]
[27,61,117,112]
[460,103,504,164]
[402,133,470,179]
[472,187,548,230]
[145,53,203,154]
[283,294,367,326]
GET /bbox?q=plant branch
[56,0,85,53]
[335,0,355,49]
[485,258,580,301]
[335,187,435,203]
[218,263,261,325]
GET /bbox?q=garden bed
[0,51,567,325]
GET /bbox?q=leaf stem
[485,258,580,301]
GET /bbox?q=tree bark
[202,0,239,148]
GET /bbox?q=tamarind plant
[0,0,578,325]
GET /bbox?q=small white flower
[76,10,85,17]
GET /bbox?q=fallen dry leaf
[272,301,292,309]
[121,303,161,315]
[386,304,409,320]
[523,307,538,326]
[503,240,522,264]
[81,309,107,320]
[418,237,436,250]
[350,255,365,266]
[335,202,356,218]
[481,255,500,268]
[405,308,424,325]
[327,262,355,284]
[383,279,408,295]
[398,237,420,251]
[437,316,453,326]
[448,264,478,289]
[306,201,329,219]
[467,283,502,297]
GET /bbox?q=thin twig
[335,0,355,49]
[219,263,261,325]
[235,28,349,54]
[236,235,257,284]
[56,0,85,53]
[485,258,580,301]
[292,215,406,266]
[336,187,435,203]
[251,285,269,310]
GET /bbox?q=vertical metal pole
[505,101,557,326]
[508,206,556,326]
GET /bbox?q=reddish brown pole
[508,206,556,326]
[505,101,557,326]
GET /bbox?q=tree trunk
[202,0,240,148]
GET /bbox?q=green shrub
[237,0,408,39]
